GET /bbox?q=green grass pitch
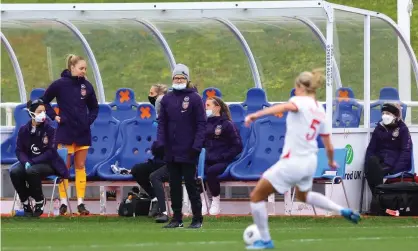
[1,216,418,251]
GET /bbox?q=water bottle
[53,198,60,216]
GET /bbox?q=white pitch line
[1,240,239,250]
[288,236,418,243]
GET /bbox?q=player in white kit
[244,69,360,250]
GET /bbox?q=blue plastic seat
[30,88,45,100]
[1,88,50,164]
[109,88,139,122]
[229,104,250,147]
[202,87,222,103]
[384,146,415,180]
[109,88,139,147]
[217,104,258,181]
[333,87,363,128]
[1,104,30,164]
[370,87,407,127]
[242,88,270,115]
[96,104,157,181]
[230,116,286,181]
[68,104,120,180]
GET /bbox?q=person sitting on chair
[10,99,69,217]
[130,84,170,223]
[365,103,412,194]
[201,96,243,215]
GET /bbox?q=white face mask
[206,109,214,118]
[381,114,395,125]
[172,83,187,90]
[29,111,46,123]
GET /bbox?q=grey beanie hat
[172,63,190,82]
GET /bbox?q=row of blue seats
[97,85,408,132]
[0,88,312,180]
[0,86,408,179]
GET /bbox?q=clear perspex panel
[1,20,92,101]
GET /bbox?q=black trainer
[163,220,184,228]
[59,204,68,216]
[33,199,45,217]
[77,203,90,215]
[22,203,33,217]
[155,213,169,223]
[148,201,159,217]
[188,217,203,229]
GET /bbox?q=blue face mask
[172,83,186,90]
[206,109,214,118]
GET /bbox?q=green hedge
[1,0,417,109]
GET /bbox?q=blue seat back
[230,116,286,180]
[315,148,347,178]
[290,88,296,97]
[242,88,270,115]
[1,104,31,164]
[370,87,407,127]
[117,104,157,168]
[250,116,286,172]
[202,87,222,103]
[333,88,362,128]
[69,105,120,178]
[30,88,45,100]
[109,88,139,122]
[229,104,250,146]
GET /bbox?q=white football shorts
[262,153,317,194]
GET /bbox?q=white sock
[60,198,68,206]
[306,191,344,213]
[22,200,29,205]
[77,198,83,205]
[162,211,167,215]
[250,201,271,242]
[151,197,158,202]
[212,195,220,203]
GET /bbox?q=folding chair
[11,148,73,217]
[289,148,350,216]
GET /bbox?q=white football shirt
[281,96,330,158]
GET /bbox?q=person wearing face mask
[154,63,206,229]
[365,103,412,194]
[201,97,243,215]
[10,99,69,217]
[130,83,170,223]
[41,54,99,215]
[148,84,168,117]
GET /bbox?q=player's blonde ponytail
[309,68,325,91]
[66,54,84,71]
[295,68,324,94]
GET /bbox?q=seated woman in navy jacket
[365,103,412,194]
[203,96,243,215]
[10,99,68,217]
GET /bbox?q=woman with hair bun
[41,54,99,216]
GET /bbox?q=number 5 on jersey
[306,119,320,141]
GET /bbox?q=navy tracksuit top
[42,70,99,146]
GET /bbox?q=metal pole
[1,32,27,103]
[214,17,263,89]
[324,3,334,130]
